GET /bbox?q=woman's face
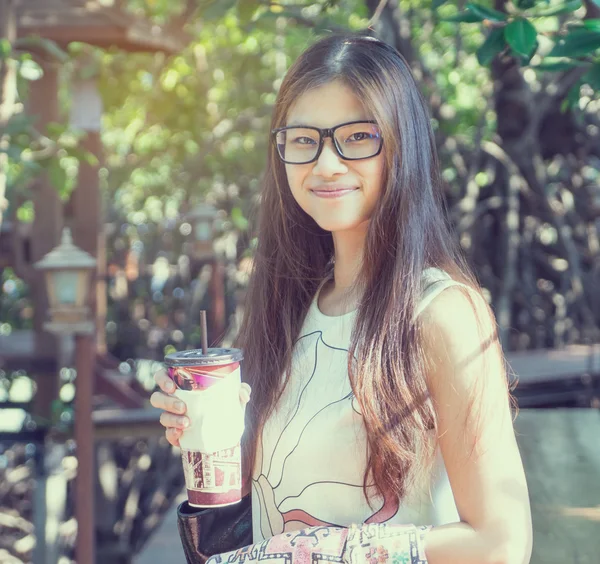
[283,80,385,234]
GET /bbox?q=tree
[3,0,600,354]
[0,0,18,230]
[95,0,600,352]
[0,0,82,236]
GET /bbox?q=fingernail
[167,383,175,393]
[176,401,185,412]
[181,417,189,428]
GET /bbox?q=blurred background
[0,0,599,563]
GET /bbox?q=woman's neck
[331,223,367,292]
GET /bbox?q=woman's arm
[419,286,533,564]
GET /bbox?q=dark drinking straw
[200,310,208,354]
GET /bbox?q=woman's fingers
[159,411,189,430]
[153,368,249,447]
[150,390,187,415]
[150,367,187,415]
[154,367,176,394]
[152,370,188,447]
[239,383,252,406]
[166,427,182,448]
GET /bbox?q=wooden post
[75,332,95,564]
[96,224,107,355]
[65,75,101,564]
[31,441,48,564]
[28,56,62,422]
[68,75,105,354]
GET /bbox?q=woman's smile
[310,185,358,199]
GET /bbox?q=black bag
[177,495,253,564]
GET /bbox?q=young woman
[151,33,533,563]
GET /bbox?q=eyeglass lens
[275,122,382,164]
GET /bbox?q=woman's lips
[310,188,358,199]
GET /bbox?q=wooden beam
[16,1,187,54]
[505,344,600,384]
[92,407,163,440]
[95,367,146,409]
[0,330,62,373]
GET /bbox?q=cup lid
[164,347,243,367]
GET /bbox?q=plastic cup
[164,348,244,508]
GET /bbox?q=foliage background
[2,0,600,361]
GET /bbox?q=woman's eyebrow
[286,119,308,127]
[285,118,370,127]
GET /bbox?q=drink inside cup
[164,348,244,508]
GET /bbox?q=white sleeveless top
[251,268,467,542]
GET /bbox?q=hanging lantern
[34,227,96,333]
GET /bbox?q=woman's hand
[150,367,251,448]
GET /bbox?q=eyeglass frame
[271,119,384,165]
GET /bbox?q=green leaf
[466,3,508,21]
[231,207,249,230]
[432,0,449,8]
[64,146,99,166]
[18,58,43,81]
[560,81,582,113]
[1,145,24,161]
[477,28,506,65]
[531,0,582,17]
[4,113,33,136]
[517,40,539,65]
[14,36,69,62]
[590,0,600,7]
[237,0,259,23]
[48,159,67,192]
[534,59,591,71]
[0,38,12,59]
[441,10,484,23]
[582,64,600,89]
[505,18,538,57]
[202,0,237,20]
[515,0,536,8]
[583,19,600,33]
[548,29,600,57]
[45,122,69,137]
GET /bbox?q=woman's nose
[312,139,348,177]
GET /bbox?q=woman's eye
[347,132,373,142]
[292,136,317,145]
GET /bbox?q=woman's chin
[313,217,364,233]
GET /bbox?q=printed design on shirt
[209,526,348,564]
[252,330,399,541]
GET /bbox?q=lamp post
[34,226,96,564]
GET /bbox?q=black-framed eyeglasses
[271,120,383,165]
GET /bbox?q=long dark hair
[235,32,502,503]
